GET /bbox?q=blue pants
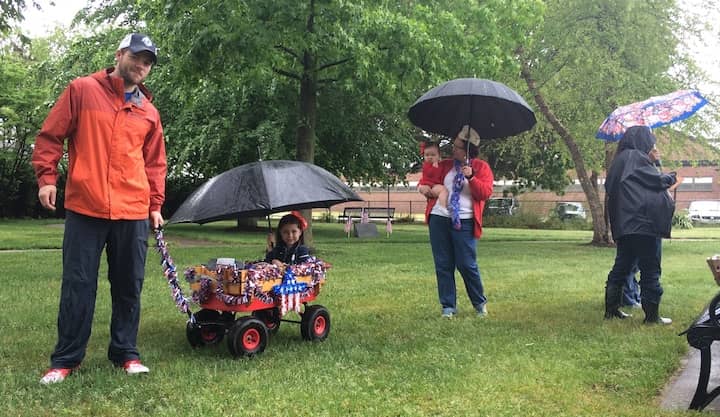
[606,235,663,305]
[622,264,641,306]
[428,215,486,313]
[50,211,149,368]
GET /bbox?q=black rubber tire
[227,317,269,357]
[252,308,281,335]
[186,320,203,348]
[186,309,225,347]
[300,305,331,341]
[193,309,225,345]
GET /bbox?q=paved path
[660,342,720,412]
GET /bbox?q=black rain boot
[642,301,672,325]
[604,283,630,319]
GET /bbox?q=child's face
[424,146,440,163]
[279,223,302,246]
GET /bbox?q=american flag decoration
[272,267,308,316]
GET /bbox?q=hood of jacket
[617,125,656,154]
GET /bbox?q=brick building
[332,134,720,220]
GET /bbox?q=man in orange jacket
[32,33,167,384]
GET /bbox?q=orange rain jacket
[32,68,167,220]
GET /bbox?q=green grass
[1,219,719,416]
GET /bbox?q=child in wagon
[265,211,311,266]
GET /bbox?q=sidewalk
[660,342,720,412]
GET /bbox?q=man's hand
[38,185,57,211]
[150,211,164,229]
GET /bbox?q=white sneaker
[122,360,149,375]
[40,368,73,385]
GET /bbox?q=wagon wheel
[186,309,225,347]
[186,320,203,348]
[227,317,269,357]
[252,308,282,335]
[300,305,331,341]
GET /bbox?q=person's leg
[604,236,638,319]
[428,214,457,315]
[50,211,109,368]
[433,185,449,209]
[452,218,487,313]
[636,237,663,304]
[106,218,149,365]
[637,237,670,324]
[622,262,641,307]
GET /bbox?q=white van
[688,200,720,223]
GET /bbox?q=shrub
[672,212,693,229]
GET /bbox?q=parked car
[555,202,587,221]
[484,197,520,216]
[688,200,720,224]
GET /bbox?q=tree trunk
[603,142,616,245]
[519,59,612,246]
[295,1,318,247]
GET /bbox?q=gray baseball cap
[118,33,158,63]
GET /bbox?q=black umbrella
[169,160,363,224]
[408,78,537,141]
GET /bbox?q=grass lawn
[1,219,718,416]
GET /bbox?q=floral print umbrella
[596,89,708,141]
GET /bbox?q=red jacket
[32,68,167,220]
[419,158,494,238]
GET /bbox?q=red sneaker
[40,368,73,385]
[122,359,149,375]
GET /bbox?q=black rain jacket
[605,126,677,239]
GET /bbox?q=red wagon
[154,230,331,358]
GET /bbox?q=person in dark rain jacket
[603,125,678,325]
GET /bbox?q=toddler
[421,142,448,208]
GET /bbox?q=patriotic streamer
[449,160,464,230]
[155,228,331,312]
[185,258,328,308]
[153,228,191,315]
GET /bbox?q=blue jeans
[428,215,486,313]
[51,211,149,368]
[607,235,663,304]
[622,263,641,306]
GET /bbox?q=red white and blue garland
[183,259,329,312]
[154,228,329,317]
[153,228,191,316]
